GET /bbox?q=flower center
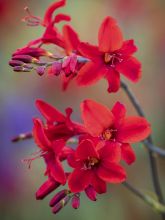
[83,157,99,170]
[104,52,123,67]
[102,128,117,141]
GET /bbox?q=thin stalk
[121,80,165,219]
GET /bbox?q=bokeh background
[1,0,165,219]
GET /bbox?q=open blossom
[68,139,126,193]
[27,0,71,48]
[77,16,141,92]
[32,99,86,185]
[81,100,151,164]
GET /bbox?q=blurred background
[0,0,165,219]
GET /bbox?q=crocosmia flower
[68,139,126,193]
[77,16,141,92]
[81,99,151,164]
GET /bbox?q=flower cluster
[10,0,151,215]
[9,0,141,93]
[28,99,150,213]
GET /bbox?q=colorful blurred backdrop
[1,0,165,219]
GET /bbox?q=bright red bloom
[81,100,151,164]
[33,119,67,184]
[32,99,86,184]
[68,139,126,193]
[28,0,71,48]
[77,16,141,92]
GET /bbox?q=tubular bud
[52,196,70,214]
[36,179,60,200]
[72,193,80,209]
[85,185,97,201]
[49,189,70,207]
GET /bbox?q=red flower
[81,99,151,164]
[28,0,71,48]
[32,99,86,184]
[77,16,141,92]
[33,119,67,184]
[68,139,126,193]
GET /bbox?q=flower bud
[85,185,97,201]
[36,179,60,200]
[12,47,48,58]
[62,54,78,77]
[9,60,24,67]
[13,66,31,72]
[12,55,38,63]
[36,66,46,76]
[11,132,33,142]
[49,61,62,76]
[49,189,70,207]
[52,196,70,214]
[72,193,80,209]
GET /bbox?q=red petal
[116,57,141,82]
[78,42,101,61]
[50,159,66,185]
[33,118,51,151]
[63,25,80,54]
[43,0,66,26]
[77,62,107,86]
[52,139,65,155]
[59,146,75,161]
[67,152,82,168]
[121,144,136,165]
[36,100,66,123]
[42,25,65,48]
[75,139,99,160]
[99,142,121,163]
[68,169,92,193]
[91,173,106,194]
[54,14,71,23]
[98,16,123,52]
[117,117,151,143]
[105,68,120,93]
[111,102,126,127]
[119,40,137,57]
[97,163,126,183]
[81,99,114,136]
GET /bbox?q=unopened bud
[49,189,70,207]
[36,179,60,200]
[85,185,97,201]
[9,60,24,67]
[13,66,31,72]
[49,61,62,76]
[11,132,33,142]
[52,196,70,214]
[72,193,80,209]
[36,66,46,76]
[12,55,38,63]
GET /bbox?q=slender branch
[121,80,165,219]
[123,182,165,214]
[123,182,146,200]
[143,140,165,158]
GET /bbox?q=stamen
[104,53,112,63]
[22,150,47,169]
[22,7,41,27]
